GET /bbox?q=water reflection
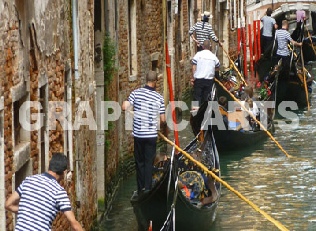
[100,92,316,231]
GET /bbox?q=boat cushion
[179,171,206,200]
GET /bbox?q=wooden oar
[300,45,311,111]
[221,46,248,86]
[215,78,292,158]
[158,131,289,231]
[306,29,316,56]
[287,44,312,113]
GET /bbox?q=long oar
[306,29,316,56]
[288,44,311,112]
[215,78,292,158]
[300,44,311,111]
[221,46,248,86]
[158,131,289,231]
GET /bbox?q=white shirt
[192,50,220,79]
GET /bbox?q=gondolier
[191,39,220,107]
[189,11,221,51]
[122,71,166,197]
[274,20,302,75]
[5,153,83,231]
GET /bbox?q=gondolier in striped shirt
[189,11,221,51]
[275,20,302,74]
[122,71,166,196]
[5,153,83,231]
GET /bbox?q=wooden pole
[242,18,248,79]
[257,13,261,57]
[165,42,179,147]
[248,17,254,78]
[237,18,241,53]
[253,12,257,62]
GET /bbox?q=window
[128,0,137,79]
[15,160,31,191]
[13,94,28,146]
[39,85,47,173]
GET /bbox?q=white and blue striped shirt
[15,172,72,231]
[276,29,292,56]
[189,21,219,44]
[128,85,165,138]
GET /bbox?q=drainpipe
[66,63,73,171]
[72,0,79,79]
[233,0,236,29]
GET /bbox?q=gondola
[255,25,316,111]
[190,96,274,152]
[131,91,221,231]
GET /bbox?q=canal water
[99,88,316,231]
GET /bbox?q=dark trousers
[134,137,157,192]
[261,35,274,54]
[193,78,214,106]
[197,45,204,52]
[275,55,291,76]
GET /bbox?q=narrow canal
[98,88,316,231]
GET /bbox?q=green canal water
[98,88,316,231]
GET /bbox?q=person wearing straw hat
[189,11,221,52]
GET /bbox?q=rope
[158,131,289,231]
[214,79,292,158]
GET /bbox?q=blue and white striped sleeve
[159,97,165,115]
[56,190,72,212]
[189,24,196,35]
[127,91,136,106]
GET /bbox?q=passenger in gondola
[246,98,260,131]
[274,20,302,77]
[218,96,228,129]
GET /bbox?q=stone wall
[1,0,97,230]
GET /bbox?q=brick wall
[2,0,97,230]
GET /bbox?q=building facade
[1,0,237,230]
[1,0,97,230]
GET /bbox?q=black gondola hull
[131,134,221,231]
[131,172,218,231]
[212,129,268,152]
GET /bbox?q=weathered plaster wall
[73,0,98,228]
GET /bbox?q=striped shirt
[276,29,292,56]
[15,172,72,231]
[128,85,165,138]
[192,50,220,79]
[189,21,219,44]
[261,16,276,37]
